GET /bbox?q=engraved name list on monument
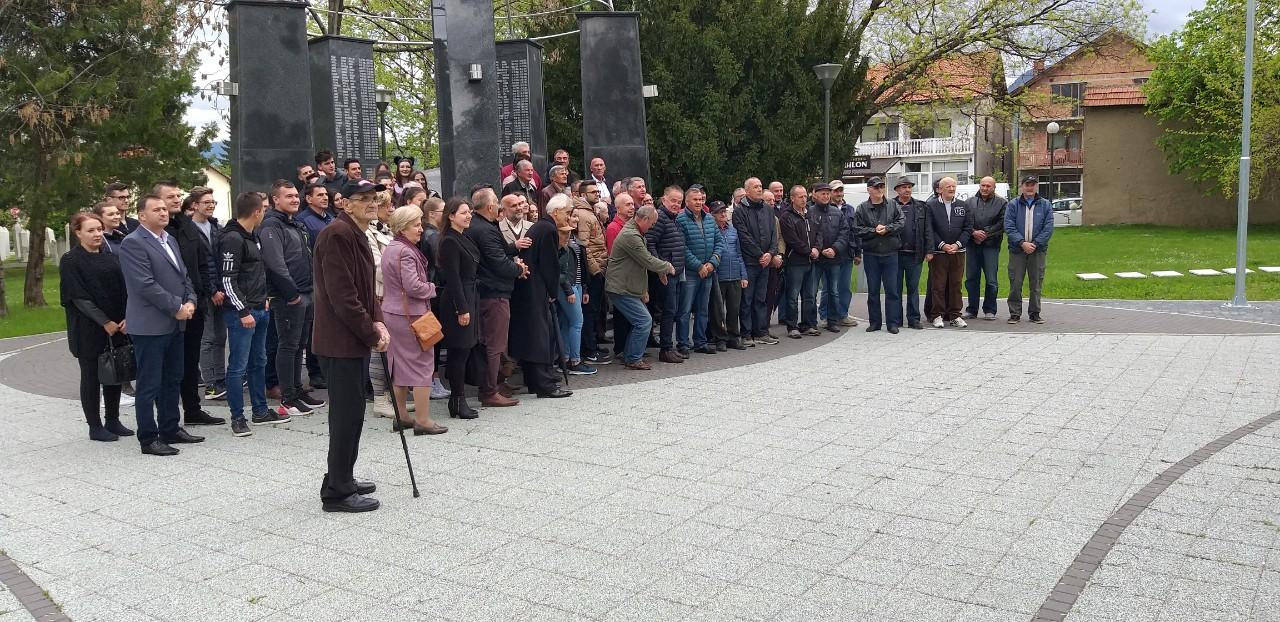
[329,55,380,165]
[496,56,531,160]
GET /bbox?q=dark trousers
[477,298,510,397]
[898,253,925,325]
[274,293,314,401]
[965,245,1000,316]
[657,276,683,351]
[710,280,743,344]
[770,265,789,326]
[784,263,818,331]
[740,263,771,339]
[581,272,604,356]
[446,346,473,394]
[521,361,559,394]
[611,292,632,356]
[78,355,122,428]
[131,330,184,445]
[180,306,204,418]
[928,252,965,321]
[814,262,842,325]
[864,253,902,328]
[318,355,368,502]
[305,336,322,383]
[265,307,278,389]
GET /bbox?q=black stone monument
[577,11,651,184]
[495,40,548,176]
[309,36,382,180]
[432,0,501,197]
[226,0,314,195]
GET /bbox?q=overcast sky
[186,0,1207,145]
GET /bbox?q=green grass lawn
[916,225,1280,301]
[0,264,65,340]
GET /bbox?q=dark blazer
[166,212,216,298]
[60,246,127,359]
[500,179,538,215]
[466,212,522,300]
[312,212,383,358]
[119,227,196,336]
[437,229,481,349]
[925,197,975,250]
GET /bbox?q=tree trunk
[23,218,47,308]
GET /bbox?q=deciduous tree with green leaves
[532,0,1142,196]
[0,0,214,310]
[1145,0,1279,199]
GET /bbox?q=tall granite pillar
[432,0,500,197]
[496,40,548,175]
[226,0,314,195]
[309,36,382,180]
[577,12,650,184]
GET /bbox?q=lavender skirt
[384,311,435,387]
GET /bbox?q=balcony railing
[1020,148,1085,168]
[855,135,972,158]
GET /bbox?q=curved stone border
[0,552,71,622]
[1032,408,1280,622]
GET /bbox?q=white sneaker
[430,378,451,400]
[950,317,968,328]
[372,396,395,418]
[932,317,944,329]
[118,394,135,407]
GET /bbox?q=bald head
[614,193,636,220]
[938,177,958,201]
[978,176,996,198]
[744,178,763,201]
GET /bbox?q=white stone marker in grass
[1076,273,1109,280]
[1115,272,1147,279]
[1151,270,1183,277]
[1260,266,1280,273]
[1221,268,1255,275]
[1189,269,1224,276]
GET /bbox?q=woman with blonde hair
[379,205,448,435]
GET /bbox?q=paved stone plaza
[1,300,1278,621]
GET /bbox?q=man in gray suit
[119,194,206,456]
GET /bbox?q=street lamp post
[375,86,394,162]
[1229,0,1257,307]
[1045,121,1060,203]
[813,63,843,181]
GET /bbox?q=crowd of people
[58,143,1053,512]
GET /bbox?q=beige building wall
[1083,106,1280,226]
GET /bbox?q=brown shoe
[498,383,518,398]
[624,360,652,370]
[659,350,683,364]
[481,393,519,407]
[413,425,449,435]
[266,385,282,400]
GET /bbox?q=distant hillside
[202,140,227,164]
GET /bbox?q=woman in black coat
[436,197,482,419]
[60,213,134,442]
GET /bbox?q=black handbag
[98,337,136,386]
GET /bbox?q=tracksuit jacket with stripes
[217,219,267,317]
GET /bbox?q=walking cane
[379,351,420,498]
[548,299,570,387]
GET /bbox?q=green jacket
[605,221,671,297]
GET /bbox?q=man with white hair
[606,204,675,370]
[500,141,542,188]
[501,159,539,215]
[925,177,974,328]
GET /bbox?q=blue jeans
[610,294,652,364]
[740,264,770,338]
[678,271,713,349]
[966,245,1001,316]
[131,330,184,445]
[864,254,902,328]
[815,262,842,324]
[836,259,855,319]
[784,263,818,330]
[658,275,684,351]
[557,284,584,362]
[898,254,925,325]
[224,308,269,421]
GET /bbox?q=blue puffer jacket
[676,207,724,272]
[645,206,687,274]
[1005,194,1054,252]
[715,223,747,282]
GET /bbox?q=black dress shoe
[322,493,380,513]
[164,428,205,444]
[865,325,881,332]
[536,387,573,398]
[141,440,179,456]
[355,480,376,495]
[185,410,226,426]
[887,325,900,334]
[909,322,924,330]
[695,346,716,355]
[825,324,841,333]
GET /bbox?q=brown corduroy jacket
[312,212,383,358]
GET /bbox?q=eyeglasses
[198,199,217,206]
[347,194,376,203]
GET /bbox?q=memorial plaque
[227,0,315,195]
[433,0,501,197]
[578,12,650,184]
[496,40,548,175]
[309,36,382,180]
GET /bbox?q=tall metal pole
[379,108,387,161]
[1230,0,1256,307]
[1048,140,1055,202]
[823,85,832,181]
